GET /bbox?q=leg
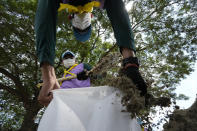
[35,0,60,106]
[105,0,147,96]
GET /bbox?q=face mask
[63,58,75,68]
[72,13,91,30]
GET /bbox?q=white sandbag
[37,86,141,131]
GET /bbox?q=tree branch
[0,68,18,82]
[132,9,157,30]
[98,43,117,63]
[132,1,175,30]
[136,46,147,52]
[0,67,23,89]
[0,83,20,97]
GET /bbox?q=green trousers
[35,0,135,66]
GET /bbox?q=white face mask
[63,58,75,68]
[72,13,91,30]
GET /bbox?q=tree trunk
[19,101,42,131]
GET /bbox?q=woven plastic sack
[37,86,141,131]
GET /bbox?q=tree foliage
[0,0,196,130]
[126,0,197,128]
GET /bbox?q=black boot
[122,57,147,96]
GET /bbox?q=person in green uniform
[35,0,147,106]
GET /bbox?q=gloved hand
[77,70,89,80]
[124,66,147,96]
[122,57,147,96]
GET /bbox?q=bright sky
[125,1,134,11]
[175,63,197,109]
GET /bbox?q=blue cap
[61,50,75,59]
[73,25,91,42]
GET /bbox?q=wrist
[122,57,140,68]
[41,63,56,82]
